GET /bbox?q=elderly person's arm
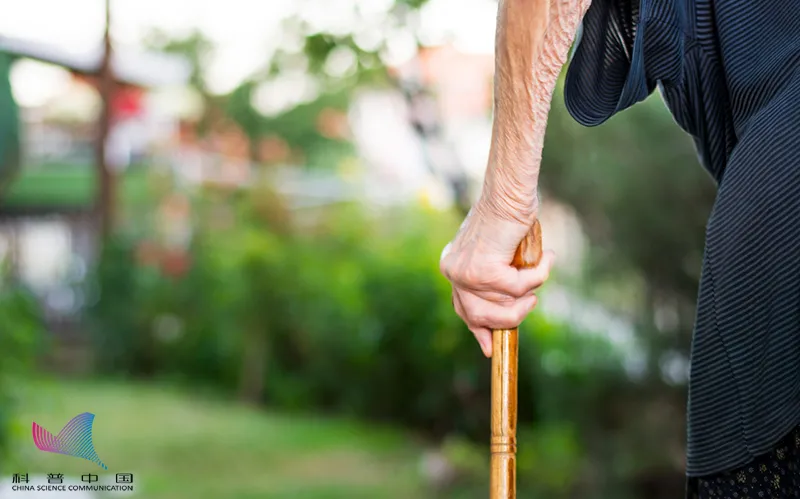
[440,0,590,357]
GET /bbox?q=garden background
[0,0,715,497]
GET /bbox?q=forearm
[479,0,590,224]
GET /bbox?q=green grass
[8,379,442,499]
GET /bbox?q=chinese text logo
[32,412,108,470]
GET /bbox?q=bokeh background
[0,0,717,497]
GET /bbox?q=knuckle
[509,280,527,297]
[461,266,482,287]
[480,307,513,329]
[467,307,488,326]
[490,276,513,296]
[530,271,548,289]
[466,311,482,326]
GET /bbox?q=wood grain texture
[490,220,543,499]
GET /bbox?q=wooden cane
[490,219,543,499]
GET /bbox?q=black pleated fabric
[565,0,800,479]
[687,425,800,498]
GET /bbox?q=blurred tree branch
[145,0,474,214]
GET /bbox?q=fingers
[440,237,555,358]
[454,289,539,357]
[454,293,493,357]
[459,291,539,330]
[447,250,555,298]
[492,250,555,297]
[469,285,537,305]
[471,326,493,358]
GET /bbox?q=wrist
[476,176,539,227]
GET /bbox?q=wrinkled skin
[440,199,555,357]
[440,0,590,357]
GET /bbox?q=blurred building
[0,36,190,361]
[350,44,494,211]
[0,35,191,174]
[169,118,254,189]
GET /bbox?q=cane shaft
[489,220,542,499]
[490,327,518,498]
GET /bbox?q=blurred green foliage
[85,182,655,497]
[0,268,44,470]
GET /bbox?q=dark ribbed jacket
[564,0,800,477]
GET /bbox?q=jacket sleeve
[564,0,685,126]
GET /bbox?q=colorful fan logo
[32,412,108,470]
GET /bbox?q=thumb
[511,250,556,294]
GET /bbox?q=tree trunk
[95,0,116,239]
